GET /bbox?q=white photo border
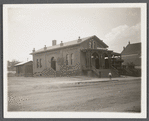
[3,3,147,118]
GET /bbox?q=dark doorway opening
[105,59,109,69]
[92,52,99,69]
[104,54,109,69]
[51,57,56,71]
[95,58,99,69]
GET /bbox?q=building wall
[33,53,46,73]
[80,38,107,69]
[16,65,25,76]
[121,54,141,67]
[32,38,110,77]
[16,62,33,77]
[33,45,82,77]
[80,38,106,49]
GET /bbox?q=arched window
[89,41,91,48]
[66,54,68,65]
[91,41,93,49]
[71,53,74,65]
[89,40,97,49]
[51,57,56,70]
[40,59,42,68]
[37,59,39,68]
[94,41,96,49]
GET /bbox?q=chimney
[77,36,82,43]
[44,45,47,50]
[60,41,63,46]
[123,46,125,50]
[52,40,57,46]
[128,41,130,45]
[32,48,35,53]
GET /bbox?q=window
[40,59,42,68]
[71,53,74,65]
[89,41,91,48]
[91,41,93,48]
[89,40,94,49]
[93,41,96,49]
[66,54,68,65]
[37,59,39,68]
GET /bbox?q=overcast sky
[5,4,141,62]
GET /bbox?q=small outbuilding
[14,61,33,77]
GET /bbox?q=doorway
[51,57,56,71]
[104,54,109,69]
[91,52,99,69]
[95,58,99,69]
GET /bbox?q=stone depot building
[30,35,123,78]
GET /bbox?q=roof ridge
[32,35,108,54]
[45,35,94,48]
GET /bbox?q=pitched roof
[31,35,108,54]
[121,42,141,55]
[14,61,32,67]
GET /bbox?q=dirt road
[8,77,141,112]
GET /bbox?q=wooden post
[108,54,111,69]
[99,54,101,69]
[86,50,91,69]
[101,53,104,69]
[86,51,89,68]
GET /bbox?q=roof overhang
[112,52,121,56]
[30,43,80,55]
[81,48,109,53]
[14,61,32,67]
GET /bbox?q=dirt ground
[7,77,141,112]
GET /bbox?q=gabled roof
[14,61,32,67]
[121,42,141,55]
[31,35,108,54]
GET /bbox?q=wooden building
[30,35,123,78]
[15,61,33,77]
[121,42,141,69]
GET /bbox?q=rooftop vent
[60,41,63,46]
[52,40,57,46]
[32,48,35,53]
[77,36,82,43]
[44,45,47,50]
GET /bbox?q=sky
[5,4,141,62]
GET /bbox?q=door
[51,57,56,71]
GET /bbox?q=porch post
[98,52,101,69]
[86,51,91,69]
[88,51,91,69]
[108,54,111,69]
[102,53,105,69]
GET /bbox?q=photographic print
[3,3,147,118]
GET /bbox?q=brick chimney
[60,41,63,46]
[77,36,82,43]
[44,45,47,50]
[32,48,35,53]
[128,41,130,45]
[123,46,125,50]
[52,40,57,46]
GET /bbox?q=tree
[7,60,21,71]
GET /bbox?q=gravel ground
[7,77,141,112]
